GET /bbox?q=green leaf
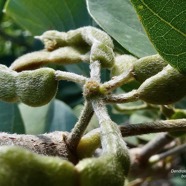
[0,102,25,133]
[130,0,186,73]
[46,99,77,132]
[19,102,50,134]
[86,0,156,57]
[5,0,91,35]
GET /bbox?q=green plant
[0,0,185,186]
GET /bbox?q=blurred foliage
[0,1,186,185]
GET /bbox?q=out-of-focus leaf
[19,102,50,134]
[5,0,91,35]
[46,99,77,132]
[0,0,6,18]
[130,0,186,73]
[0,101,25,133]
[86,0,156,57]
[56,81,83,107]
[73,104,98,133]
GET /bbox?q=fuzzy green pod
[0,146,77,186]
[111,54,137,77]
[76,120,130,186]
[37,27,114,69]
[10,47,89,72]
[138,65,186,104]
[38,26,114,51]
[111,54,167,83]
[90,42,115,68]
[16,68,58,107]
[0,65,18,102]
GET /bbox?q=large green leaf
[0,102,25,133]
[46,99,77,132]
[19,102,50,134]
[19,99,77,134]
[5,0,91,35]
[130,0,186,73]
[86,0,156,57]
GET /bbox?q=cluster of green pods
[0,65,58,107]
[112,54,186,105]
[0,119,130,186]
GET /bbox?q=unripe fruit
[76,120,130,186]
[138,65,186,104]
[76,155,127,186]
[133,54,167,83]
[37,27,115,69]
[16,68,58,107]
[111,54,167,83]
[91,42,115,68]
[111,54,137,77]
[0,146,77,186]
[0,65,18,102]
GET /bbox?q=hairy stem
[104,90,139,103]
[114,103,158,112]
[66,101,94,152]
[55,70,88,85]
[77,119,186,155]
[90,60,101,82]
[100,69,133,94]
[119,119,186,136]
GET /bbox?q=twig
[104,90,139,103]
[66,101,94,152]
[119,119,186,136]
[136,133,174,163]
[55,70,88,85]
[149,143,186,163]
[100,69,133,94]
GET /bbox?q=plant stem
[100,69,133,94]
[149,143,186,163]
[89,60,101,82]
[55,70,88,85]
[136,133,174,163]
[114,103,158,112]
[119,119,186,136]
[77,119,186,155]
[104,90,139,103]
[66,101,94,152]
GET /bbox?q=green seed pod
[76,120,130,186]
[90,42,115,68]
[111,54,167,83]
[10,47,89,72]
[16,68,58,107]
[76,155,127,186]
[0,65,18,102]
[0,146,77,186]
[133,54,167,83]
[37,27,114,69]
[38,26,114,51]
[138,65,186,105]
[111,54,137,77]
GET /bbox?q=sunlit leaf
[130,0,186,73]
[86,0,156,57]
